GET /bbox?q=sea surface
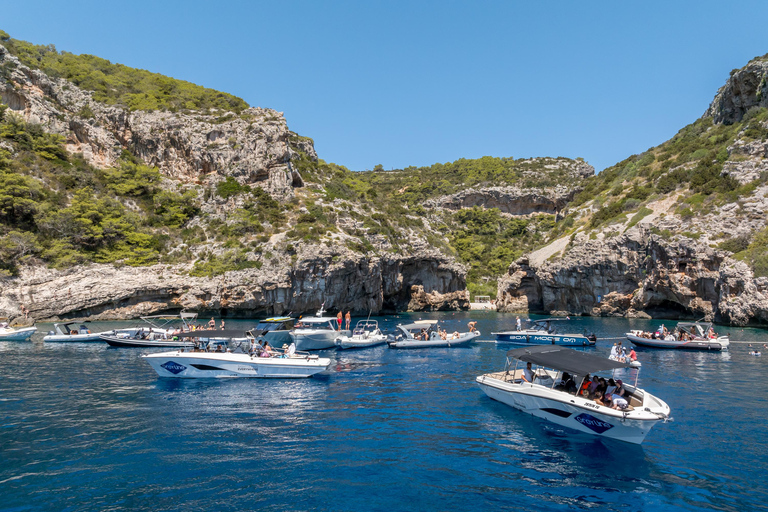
[1,312,767,511]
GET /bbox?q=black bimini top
[176,329,249,338]
[506,345,628,375]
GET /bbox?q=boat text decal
[160,361,187,374]
[574,413,614,434]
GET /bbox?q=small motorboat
[250,316,295,346]
[44,321,111,342]
[626,321,729,351]
[100,312,200,348]
[476,345,671,444]
[335,320,387,349]
[0,322,37,341]
[142,330,330,378]
[387,320,480,349]
[290,306,350,351]
[493,318,596,347]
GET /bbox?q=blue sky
[4,1,768,173]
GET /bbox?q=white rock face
[0,44,314,199]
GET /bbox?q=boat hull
[335,334,388,349]
[0,327,37,341]
[44,332,108,342]
[100,334,194,348]
[291,330,350,351]
[494,331,595,346]
[476,376,666,444]
[626,333,728,351]
[388,331,480,349]
[143,351,330,378]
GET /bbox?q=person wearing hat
[613,379,626,398]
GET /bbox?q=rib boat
[142,330,330,378]
[626,321,729,351]
[44,321,110,342]
[387,320,480,348]
[476,345,670,444]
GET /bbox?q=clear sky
[4,1,768,174]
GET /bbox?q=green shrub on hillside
[3,36,248,113]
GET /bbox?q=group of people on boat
[635,324,717,341]
[246,338,297,358]
[577,374,630,410]
[609,342,637,363]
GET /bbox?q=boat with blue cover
[493,318,596,347]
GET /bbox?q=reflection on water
[1,314,767,510]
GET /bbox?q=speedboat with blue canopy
[476,345,670,444]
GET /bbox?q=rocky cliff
[704,56,768,124]
[0,44,311,198]
[0,246,468,324]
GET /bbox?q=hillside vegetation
[0,31,248,113]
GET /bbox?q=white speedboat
[626,321,729,351]
[476,345,670,444]
[142,330,330,378]
[387,320,480,348]
[44,321,110,342]
[335,320,387,349]
[290,307,350,351]
[0,323,37,341]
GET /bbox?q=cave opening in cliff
[644,300,695,320]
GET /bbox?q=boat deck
[481,370,642,409]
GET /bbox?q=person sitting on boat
[595,392,613,408]
[708,327,716,339]
[610,343,619,359]
[452,331,459,339]
[522,362,535,383]
[579,375,591,396]
[285,342,296,357]
[606,378,617,396]
[587,376,600,397]
[613,379,626,398]
[440,329,447,340]
[629,348,637,361]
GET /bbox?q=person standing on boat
[345,311,351,330]
[516,316,522,331]
[337,311,343,331]
[468,321,477,333]
[208,317,215,329]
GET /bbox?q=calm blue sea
[1,312,767,512]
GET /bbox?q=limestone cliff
[0,44,311,198]
[0,246,467,324]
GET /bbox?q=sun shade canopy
[506,345,628,375]
[399,320,439,330]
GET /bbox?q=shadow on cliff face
[642,300,698,320]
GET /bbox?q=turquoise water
[1,312,767,511]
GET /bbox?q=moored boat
[335,320,387,349]
[493,318,596,347]
[626,321,729,351]
[44,321,111,342]
[142,330,330,378]
[250,316,295,346]
[290,306,350,351]
[0,323,37,341]
[387,320,480,348]
[100,312,200,348]
[476,345,670,444]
